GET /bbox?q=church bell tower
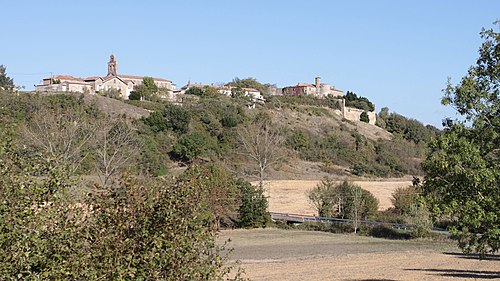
[107,54,118,76]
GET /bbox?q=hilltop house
[282,77,343,98]
[36,55,173,99]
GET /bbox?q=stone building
[36,54,173,99]
[282,77,343,98]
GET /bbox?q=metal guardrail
[270,212,448,234]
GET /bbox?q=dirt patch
[262,179,411,215]
[220,228,500,281]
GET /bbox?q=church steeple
[107,54,118,76]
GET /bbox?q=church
[36,55,173,99]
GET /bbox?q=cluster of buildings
[35,55,375,124]
[36,55,173,99]
[36,55,344,102]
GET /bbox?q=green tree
[308,180,379,223]
[178,164,241,229]
[360,111,370,123]
[172,131,216,161]
[185,86,204,96]
[308,178,339,218]
[136,77,159,101]
[423,23,500,255]
[0,65,14,91]
[226,77,271,95]
[0,139,243,279]
[128,90,141,100]
[236,179,271,228]
[344,91,375,111]
[144,103,191,133]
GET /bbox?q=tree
[144,103,191,133]
[236,179,270,228]
[172,131,216,161]
[185,86,204,96]
[308,178,339,218]
[0,139,243,279]
[226,77,271,95]
[423,23,500,255]
[391,185,421,215]
[344,91,375,111]
[236,116,285,189]
[360,111,370,123]
[0,65,14,91]
[135,77,159,101]
[94,117,140,187]
[349,184,364,233]
[308,179,379,227]
[22,97,97,175]
[178,164,241,230]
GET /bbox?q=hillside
[0,91,435,180]
[82,93,150,119]
[270,106,392,141]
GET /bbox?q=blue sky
[2,1,499,127]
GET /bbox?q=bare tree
[350,186,364,234]
[237,119,285,189]
[23,105,97,175]
[94,117,140,187]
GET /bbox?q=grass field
[263,179,412,215]
[220,228,500,281]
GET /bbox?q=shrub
[236,179,271,228]
[360,111,370,123]
[172,131,216,161]
[0,142,240,279]
[144,103,191,134]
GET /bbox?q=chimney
[315,76,321,88]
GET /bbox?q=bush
[236,179,271,228]
[0,143,240,279]
[360,111,370,123]
[144,103,191,134]
[391,185,421,214]
[368,225,412,240]
[172,131,216,161]
[308,179,379,221]
[344,91,375,111]
[128,90,141,100]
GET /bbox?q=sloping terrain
[81,94,149,119]
[270,106,392,141]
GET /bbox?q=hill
[0,91,436,180]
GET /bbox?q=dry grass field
[221,228,500,281]
[262,179,412,215]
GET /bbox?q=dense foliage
[0,65,14,91]
[236,179,271,228]
[226,77,272,95]
[344,91,375,111]
[308,179,379,221]
[423,24,500,255]
[0,138,243,279]
[377,107,440,144]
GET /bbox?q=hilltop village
[35,54,376,124]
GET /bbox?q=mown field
[263,179,412,215]
[221,228,500,281]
